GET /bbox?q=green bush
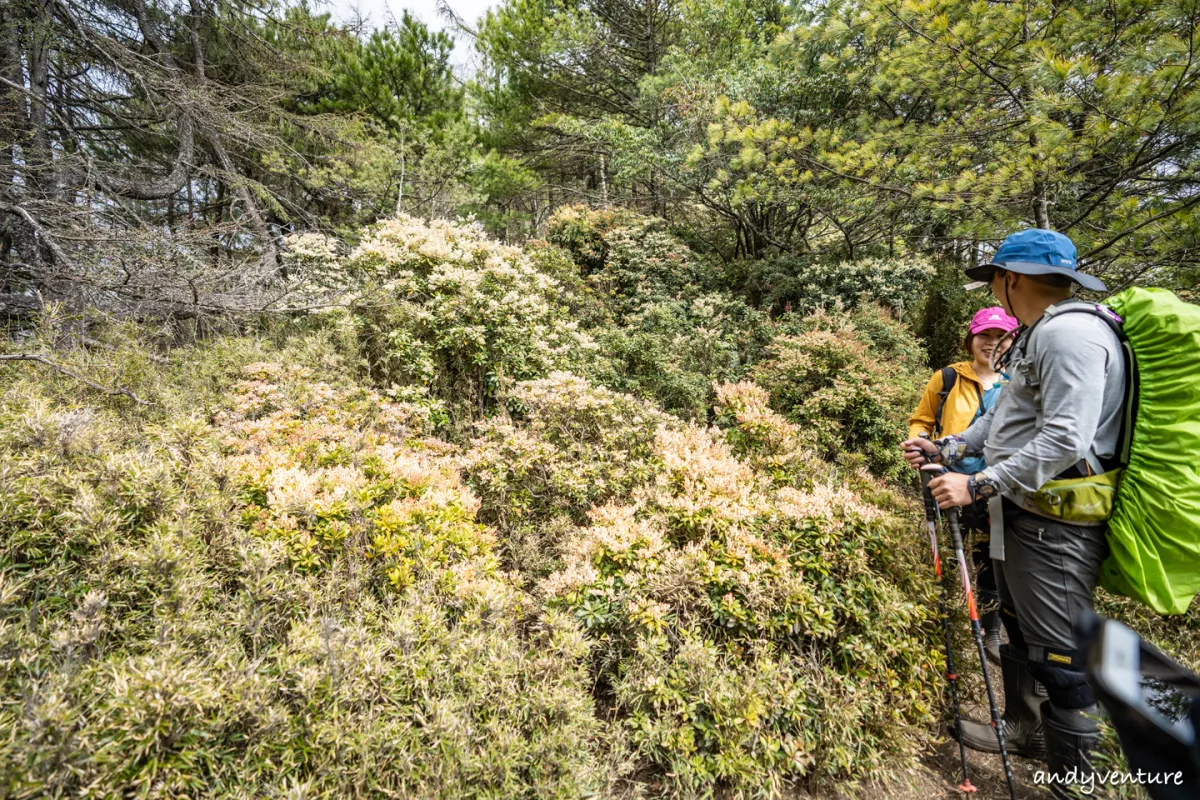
[547,205,712,315]
[592,294,773,421]
[729,255,936,317]
[773,300,929,368]
[465,372,674,579]
[545,204,632,276]
[752,306,926,480]
[524,239,617,331]
[547,206,773,420]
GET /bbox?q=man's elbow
[1041,426,1095,465]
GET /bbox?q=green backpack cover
[1091,288,1200,614]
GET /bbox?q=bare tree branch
[0,353,155,405]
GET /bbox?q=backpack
[933,366,982,438]
[1030,288,1200,614]
[934,366,987,530]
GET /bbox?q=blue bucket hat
[965,229,1106,292]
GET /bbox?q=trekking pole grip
[915,434,941,522]
[920,469,939,521]
[937,484,968,553]
[922,462,968,550]
[946,505,967,553]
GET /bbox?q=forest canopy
[5,0,1199,328]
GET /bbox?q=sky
[323,0,496,70]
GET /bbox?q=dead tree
[0,0,336,322]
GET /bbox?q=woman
[908,306,1019,664]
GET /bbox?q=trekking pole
[915,452,976,795]
[927,463,1018,800]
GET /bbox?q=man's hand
[900,436,938,470]
[922,466,972,509]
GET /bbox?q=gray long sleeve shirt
[959,302,1126,506]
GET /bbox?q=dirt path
[921,711,1047,800]
[797,654,1053,800]
[907,650,1049,800]
[795,732,1048,800]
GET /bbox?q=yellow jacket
[907,362,989,440]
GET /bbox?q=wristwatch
[969,472,1000,501]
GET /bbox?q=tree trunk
[26,1,57,200]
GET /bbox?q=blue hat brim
[965,260,1106,292]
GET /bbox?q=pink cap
[969,306,1019,335]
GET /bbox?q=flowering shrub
[281,231,343,297]
[461,368,942,794]
[217,362,497,593]
[593,293,773,421]
[712,380,831,488]
[782,300,930,369]
[752,306,926,480]
[286,215,598,427]
[538,422,940,794]
[545,204,630,275]
[798,256,935,316]
[597,221,710,309]
[0,350,611,799]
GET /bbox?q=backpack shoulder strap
[1037,301,1137,471]
[933,366,957,437]
[1040,300,1126,337]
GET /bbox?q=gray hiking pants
[993,499,1110,709]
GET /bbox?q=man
[901,229,1124,798]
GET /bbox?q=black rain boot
[956,644,1046,758]
[983,624,1002,666]
[1041,701,1101,799]
[978,590,1002,666]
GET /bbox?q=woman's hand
[899,436,938,470]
